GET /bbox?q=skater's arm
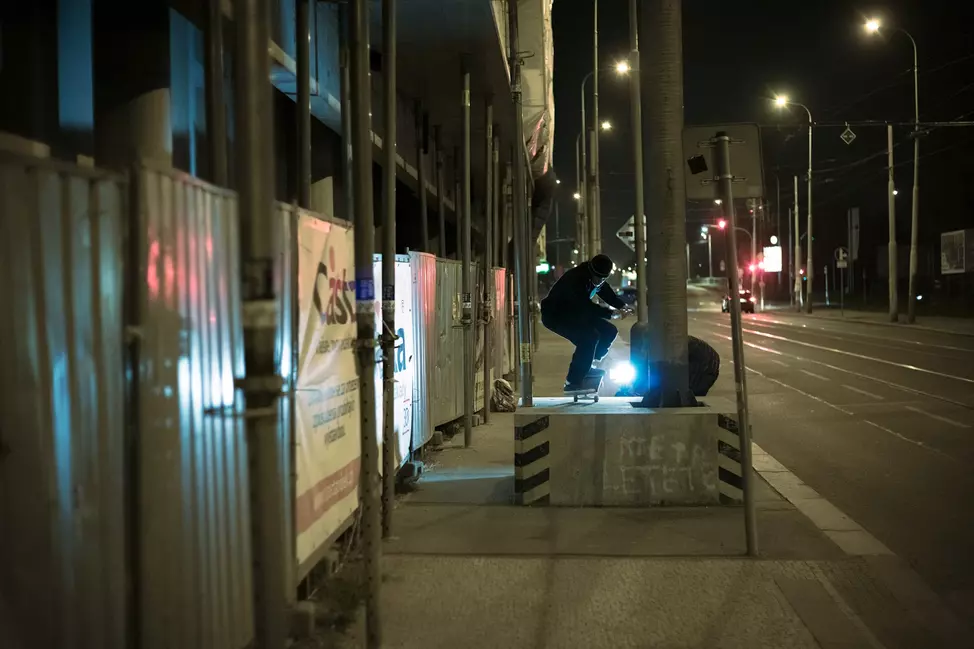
[597,283,627,310]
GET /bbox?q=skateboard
[565,375,603,403]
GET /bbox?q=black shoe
[564,381,587,393]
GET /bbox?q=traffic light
[717,219,727,230]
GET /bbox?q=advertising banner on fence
[294,214,360,566]
[373,255,414,467]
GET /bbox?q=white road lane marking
[904,406,972,430]
[842,385,883,401]
[862,419,959,463]
[741,326,974,385]
[751,316,974,354]
[800,370,829,381]
[703,321,974,410]
[717,335,852,415]
[769,359,790,368]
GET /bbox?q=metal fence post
[380,0,397,540]
[482,104,494,423]
[349,0,382,643]
[235,0,287,645]
[461,66,474,446]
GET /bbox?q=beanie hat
[590,254,613,278]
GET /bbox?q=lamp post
[865,18,920,323]
[581,61,628,255]
[775,95,814,313]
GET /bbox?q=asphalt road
[667,310,974,620]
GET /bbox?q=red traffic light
[748,263,757,273]
[717,219,727,230]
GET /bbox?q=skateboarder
[540,254,631,393]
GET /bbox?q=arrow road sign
[835,246,849,269]
[616,215,646,252]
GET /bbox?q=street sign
[840,124,857,145]
[835,246,849,269]
[616,215,645,252]
[763,246,782,273]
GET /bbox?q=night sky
[552,0,974,277]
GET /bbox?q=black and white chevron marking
[514,416,550,505]
[717,414,744,505]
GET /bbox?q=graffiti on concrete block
[616,434,718,499]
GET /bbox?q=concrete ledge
[514,397,743,507]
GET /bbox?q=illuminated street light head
[573,192,581,200]
[714,198,722,205]
[865,18,881,33]
[774,95,789,108]
[615,60,630,74]
[556,179,561,184]
[600,120,613,131]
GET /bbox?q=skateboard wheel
[573,395,579,402]
[594,395,600,403]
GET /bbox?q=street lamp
[580,61,630,258]
[865,16,921,323]
[774,93,814,313]
[573,192,581,200]
[600,120,613,131]
[714,198,722,205]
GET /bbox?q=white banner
[294,214,360,566]
[373,256,414,467]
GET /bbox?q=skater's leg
[566,326,599,386]
[592,318,619,362]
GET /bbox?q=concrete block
[514,397,743,507]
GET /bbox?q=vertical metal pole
[907,38,920,323]
[805,111,814,313]
[775,175,781,284]
[715,132,757,556]
[349,0,381,643]
[454,147,460,258]
[416,103,429,252]
[840,267,845,315]
[641,0,689,406]
[204,0,228,185]
[750,200,757,290]
[236,0,286,645]
[461,66,474,446]
[435,126,446,257]
[587,128,597,257]
[575,134,585,259]
[380,0,396,540]
[493,133,501,266]
[787,207,793,306]
[483,104,494,424]
[340,7,354,221]
[592,0,601,254]
[887,124,898,322]
[580,83,589,258]
[629,0,648,327]
[822,266,831,306]
[297,0,311,207]
[502,162,511,269]
[707,233,712,278]
[510,0,532,405]
[793,175,801,310]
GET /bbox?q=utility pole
[793,175,801,310]
[592,0,602,255]
[805,112,814,314]
[887,124,898,322]
[629,0,648,331]
[482,104,494,424]
[787,207,793,306]
[435,126,446,258]
[416,103,429,252]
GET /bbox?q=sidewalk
[334,330,973,648]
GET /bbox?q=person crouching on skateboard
[540,254,632,393]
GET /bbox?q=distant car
[617,286,637,306]
[722,289,756,314]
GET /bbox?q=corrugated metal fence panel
[409,252,436,450]
[490,267,510,378]
[135,166,253,649]
[0,155,128,649]
[431,259,463,425]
